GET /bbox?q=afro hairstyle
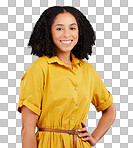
[28,6,96,60]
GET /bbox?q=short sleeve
[17,61,45,116]
[91,66,113,112]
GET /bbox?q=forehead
[53,12,78,25]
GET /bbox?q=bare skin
[76,103,116,146]
[20,12,116,147]
[51,12,79,67]
[21,105,39,148]
[21,12,78,147]
[21,103,116,147]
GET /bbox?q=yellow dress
[17,52,113,148]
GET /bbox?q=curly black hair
[28,6,96,60]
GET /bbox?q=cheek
[73,33,79,41]
[73,30,79,38]
[51,35,59,44]
[52,31,62,40]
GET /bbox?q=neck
[56,52,72,64]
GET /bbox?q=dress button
[76,103,78,106]
[75,87,78,90]
[71,117,74,120]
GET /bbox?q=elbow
[21,124,25,137]
[21,124,35,137]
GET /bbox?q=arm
[21,105,39,148]
[91,103,116,144]
[77,103,116,146]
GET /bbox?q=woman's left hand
[76,121,97,146]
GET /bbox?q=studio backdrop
[0,0,132,148]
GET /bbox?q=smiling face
[51,12,79,55]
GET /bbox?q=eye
[56,28,63,31]
[70,27,76,30]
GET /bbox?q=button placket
[75,87,78,90]
[74,86,78,105]
[72,68,79,108]
[71,117,74,120]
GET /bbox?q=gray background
[0,0,133,147]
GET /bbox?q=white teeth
[61,40,72,43]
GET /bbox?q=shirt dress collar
[45,52,81,67]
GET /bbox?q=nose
[63,28,70,37]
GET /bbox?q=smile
[60,40,73,45]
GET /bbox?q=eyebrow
[55,23,77,27]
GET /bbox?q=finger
[77,127,87,133]
[78,133,90,138]
[82,137,91,142]
[82,135,93,141]
[81,121,86,128]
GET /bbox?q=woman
[17,6,116,148]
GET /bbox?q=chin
[56,48,72,53]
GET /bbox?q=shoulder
[80,60,99,80]
[26,56,48,73]
[21,56,48,81]
[80,60,96,72]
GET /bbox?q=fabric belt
[38,128,80,148]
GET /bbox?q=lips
[60,40,73,45]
